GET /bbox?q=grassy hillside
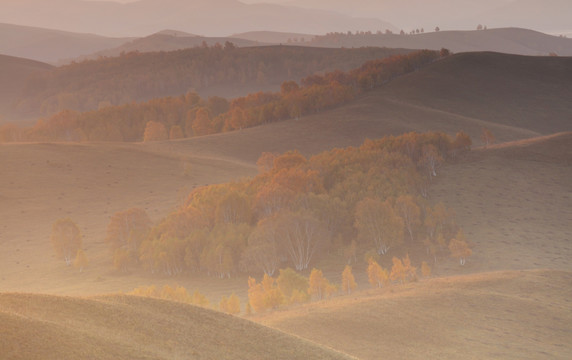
[377,52,572,135]
[82,32,262,61]
[0,23,129,64]
[0,142,256,296]
[0,293,353,360]
[257,269,572,360]
[430,132,572,275]
[151,52,572,165]
[1,52,570,300]
[11,46,410,119]
[0,54,53,123]
[309,28,572,56]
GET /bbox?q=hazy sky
[2,0,570,37]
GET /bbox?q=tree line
[1,49,445,143]
[10,45,409,118]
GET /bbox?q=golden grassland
[256,269,572,360]
[0,51,571,359]
[0,292,354,360]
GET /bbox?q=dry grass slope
[0,293,354,360]
[257,269,572,360]
[431,132,572,275]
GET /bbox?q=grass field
[1,51,571,359]
[256,269,572,360]
[0,292,354,360]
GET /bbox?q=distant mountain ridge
[0,0,396,37]
[0,23,130,64]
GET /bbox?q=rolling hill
[308,27,572,56]
[1,51,570,300]
[7,46,411,119]
[150,52,571,165]
[256,269,572,360]
[0,292,353,360]
[0,54,53,122]
[0,0,396,38]
[0,23,130,64]
[80,31,263,61]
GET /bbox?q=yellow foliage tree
[308,268,336,300]
[143,120,168,142]
[341,265,357,295]
[73,249,89,272]
[367,259,389,288]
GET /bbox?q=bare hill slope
[377,52,572,135]
[0,54,52,122]
[0,293,353,360]
[430,132,572,275]
[257,269,572,360]
[309,28,572,56]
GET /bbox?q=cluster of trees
[12,46,408,118]
[86,131,472,281]
[1,49,444,143]
[248,256,425,313]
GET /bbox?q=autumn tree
[50,218,82,266]
[227,293,241,315]
[247,276,266,312]
[308,268,336,300]
[480,127,495,148]
[241,218,280,276]
[451,130,472,157]
[389,254,417,284]
[276,267,309,304]
[341,265,357,295]
[355,198,404,255]
[367,259,389,288]
[419,144,443,179]
[143,120,168,142]
[449,230,472,265]
[192,107,212,136]
[395,195,421,243]
[169,125,184,140]
[73,249,89,272]
[275,210,329,271]
[421,261,432,277]
[105,208,151,265]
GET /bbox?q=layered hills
[0,23,129,64]
[0,293,353,360]
[307,28,572,56]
